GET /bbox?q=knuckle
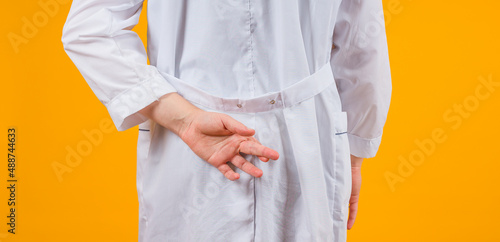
[241,161,250,170]
[231,156,242,166]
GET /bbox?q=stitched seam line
[246,3,256,239]
[247,0,256,97]
[347,132,383,142]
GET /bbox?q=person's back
[147,1,340,99]
[62,0,392,241]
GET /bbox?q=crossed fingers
[217,137,279,181]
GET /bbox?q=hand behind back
[179,110,280,181]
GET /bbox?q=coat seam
[247,0,256,97]
[246,1,256,239]
[253,113,257,242]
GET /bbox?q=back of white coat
[62,0,392,241]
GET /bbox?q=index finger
[239,140,279,160]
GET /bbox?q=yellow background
[1,0,499,241]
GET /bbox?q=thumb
[220,114,255,136]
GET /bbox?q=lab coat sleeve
[330,0,392,158]
[61,0,177,131]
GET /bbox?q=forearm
[138,93,202,137]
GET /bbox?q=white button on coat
[62,0,392,241]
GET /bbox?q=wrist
[176,107,203,141]
[350,154,363,168]
[138,93,202,137]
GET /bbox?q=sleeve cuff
[347,133,383,158]
[105,73,177,131]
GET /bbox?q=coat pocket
[137,119,156,161]
[332,112,352,214]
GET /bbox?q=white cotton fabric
[62,0,392,241]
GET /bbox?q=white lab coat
[62,0,391,241]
